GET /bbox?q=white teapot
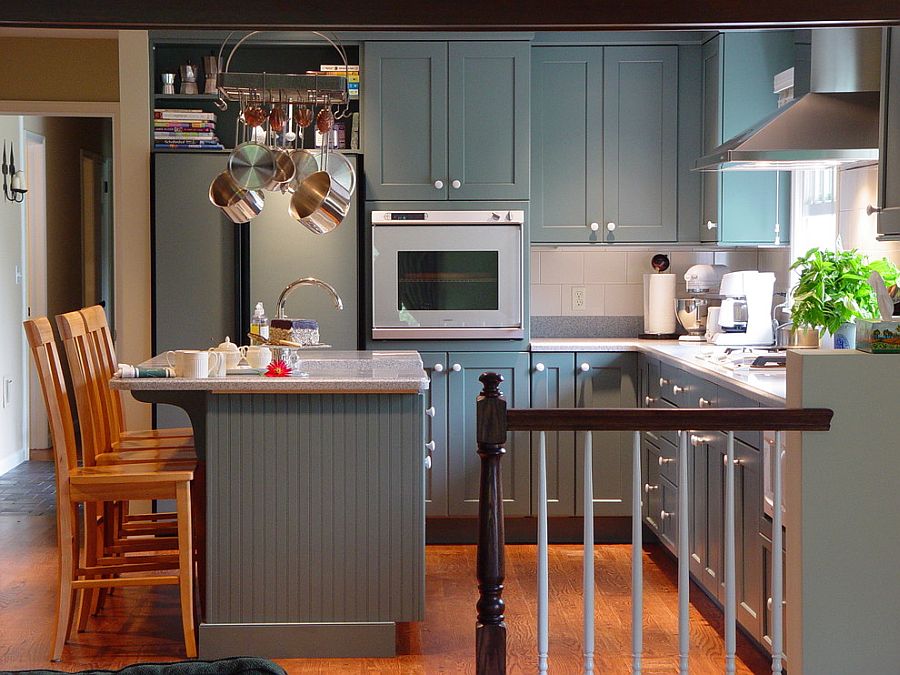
[209,336,243,370]
[240,344,272,370]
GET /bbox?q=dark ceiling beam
[0,1,898,31]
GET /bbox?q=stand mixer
[675,264,729,341]
[710,271,776,346]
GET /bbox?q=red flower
[265,359,292,377]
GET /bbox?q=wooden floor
[0,513,770,674]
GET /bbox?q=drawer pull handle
[660,510,674,520]
[672,384,686,394]
[534,362,545,373]
[658,456,674,466]
[767,597,786,610]
[644,395,655,406]
[698,397,712,407]
[659,377,669,387]
[644,483,659,493]
[723,455,745,466]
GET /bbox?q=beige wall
[22,116,110,323]
[0,37,119,102]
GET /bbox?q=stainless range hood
[696,28,883,172]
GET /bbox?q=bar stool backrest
[79,305,126,441]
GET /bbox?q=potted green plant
[790,247,899,348]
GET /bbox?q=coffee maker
[711,271,776,346]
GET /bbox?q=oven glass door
[373,225,522,330]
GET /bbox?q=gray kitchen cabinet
[702,32,794,245]
[363,41,449,200]
[421,352,449,517]
[732,437,764,641]
[531,45,679,243]
[603,46,679,242]
[530,353,576,516]
[364,41,530,202]
[574,353,638,517]
[658,476,679,553]
[448,41,531,200]
[760,531,788,659]
[877,27,900,238]
[447,351,530,517]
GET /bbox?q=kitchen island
[112,351,429,659]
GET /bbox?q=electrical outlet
[572,287,586,311]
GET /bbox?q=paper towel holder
[639,254,678,340]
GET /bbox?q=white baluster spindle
[772,431,785,675]
[583,429,595,674]
[724,432,737,674]
[631,430,643,674]
[538,431,549,673]
[678,430,690,674]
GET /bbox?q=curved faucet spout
[276,277,344,319]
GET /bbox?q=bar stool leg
[176,481,197,658]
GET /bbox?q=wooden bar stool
[24,317,197,661]
[79,304,193,441]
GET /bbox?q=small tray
[226,367,265,376]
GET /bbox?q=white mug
[241,344,272,369]
[165,349,223,378]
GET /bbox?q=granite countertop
[530,338,786,405]
[110,350,430,393]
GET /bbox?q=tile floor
[0,461,55,515]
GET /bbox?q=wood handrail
[506,407,833,432]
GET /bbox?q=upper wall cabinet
[531,45,686,243]
[877,27,900,239]
[701,32,795,245]
[364,41,530,201]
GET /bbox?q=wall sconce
[2,141,27,203]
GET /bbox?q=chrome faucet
[276,277,344,319]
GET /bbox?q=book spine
[153,111,217,121]
[319,64,360,72]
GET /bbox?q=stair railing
[474,372,832,675]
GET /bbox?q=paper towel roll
[643,273,677,335]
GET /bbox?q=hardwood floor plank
[0,515,769,673]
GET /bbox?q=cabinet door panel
[574,353,638,517]
[701,38,722,243]
[659,476,679,554]
[447,352,530,516]
[363,42,448,200]
[421,352,448,516]
[530,353,576,516]
[734,439,763,639]
[879,27,900,237]
[448,42,530,200]
[603,46,678,242]
[531,47,604,243]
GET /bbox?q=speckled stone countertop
[110,351,430,393]
[531,338,786,405]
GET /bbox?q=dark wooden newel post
[475,372,507,675]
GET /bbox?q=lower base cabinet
[760,532,787,662]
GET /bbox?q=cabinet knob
[644,483,659,493]
[660,510,674,520]
[451,363,462,372]
[534,362,545,372]
[424,456,432,470]
[432,363,444,372]
[451,179,462,189]
[579,362,590,372]
[723,455,745,466]
[690,434,704,447]
[706,220,718,230]
[644,395,655,406]
[606,222,616,232]
[425,440,436,452]
[866,204,882,216]
[659,377,669,387]
[767,597,786,611]
[425,406,435,417]
[589,222,599,232]
[658,456,674,466]
[672,384,685,394]
[433,180,444,190]
[698,397,712,408]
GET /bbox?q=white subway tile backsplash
[531,284,562,315]
[583,250,628,283]
[540,251,584,284]
[626,250,671,283]
[604,283,644,316]
[530,251,541,283]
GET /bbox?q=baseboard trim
[29,447,53,462]
[0,448,29,477]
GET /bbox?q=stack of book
[153,108,223,150]
[311,64,360,99]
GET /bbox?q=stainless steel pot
[774,324,820,349]
[264,148,296,191]
[289,170,353,234]
[228,141,276,190]
[208,171,264,223]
